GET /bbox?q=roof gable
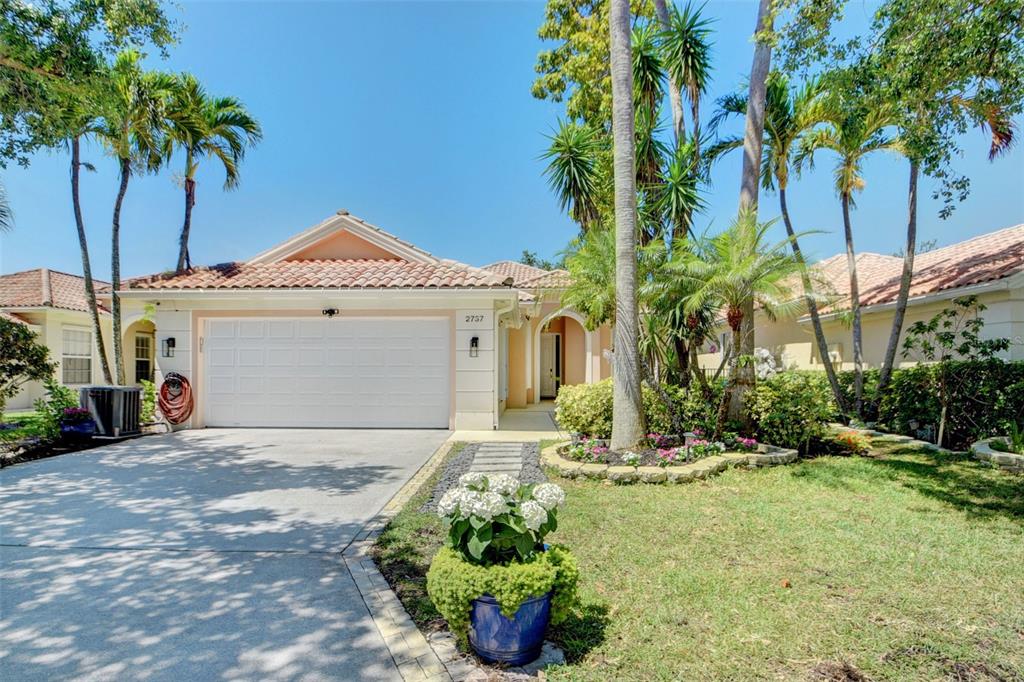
[248,211,437,264]
[0,268,109,313]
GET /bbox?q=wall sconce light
[322,308,340,318]
[162,336,176,358]
[470,336,479,357]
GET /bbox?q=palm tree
[542,120,604,232]
[0,181,12,232]
[562,226,617,331]
[609,0,645,449]
[166,73,261,274]
[660,2,712,154]
[708,73,847,414]
[94,50,174,384]
[798,102,902,416]
[678,210,808,431]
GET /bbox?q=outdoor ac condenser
[80,386,142,438]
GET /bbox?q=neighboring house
[0,269,156,410]
[698,224,1024,371]
[119,211,613,430]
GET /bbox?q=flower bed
[542,440,797,484]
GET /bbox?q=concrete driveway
[0,428,450,681]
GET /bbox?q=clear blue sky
[1,0,1021,281]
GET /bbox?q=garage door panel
[204,317,451,428]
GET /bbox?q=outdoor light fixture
[470,336,479,357]
[322,308,340,318]
[162,336,176,358]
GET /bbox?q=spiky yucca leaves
[660,2,712,143]
[631,22,664,114]
[0,182,11,232]
[657,137,703,240]
[166,73,262,272]
[542,120,605,231]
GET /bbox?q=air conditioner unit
[80,386,142,438]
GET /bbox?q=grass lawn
[0,410,43,443]
[373,441,1024,681]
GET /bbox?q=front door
[540,332,561,398]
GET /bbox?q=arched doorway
[532,308,591,403]
[121,318,156,385]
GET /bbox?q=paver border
[541,441,798,483]
[971,437,1024,474]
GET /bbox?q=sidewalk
[448,403,565,443]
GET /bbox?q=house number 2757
[465,315,485,323]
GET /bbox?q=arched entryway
[532,308,591,403]
[121,318,156,385]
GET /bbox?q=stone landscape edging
[541,441,798,483]
[971,437,1024,474]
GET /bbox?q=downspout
[493,298,516,430]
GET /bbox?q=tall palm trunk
[653,0,685,145]
[70,137,114,385]
[729,0,772,425]
[779,186,846,415]
[609,0,646,450]
[176,173,196,274]
[727,298,756,425]
[841,191,864,416]
[875,160,918,411]
[674,336,691,387]
[111,156,131,386]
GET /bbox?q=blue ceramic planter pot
[60,420,97,441]
[469,591,552,666]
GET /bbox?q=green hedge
[746,372,835,452]
[554,378,722,438]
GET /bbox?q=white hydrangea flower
[437,488,462,517]
[520,500,548,531]
[458,472,488,489]
[532,483,565,511]
[488,474,520,497]
[464,491,508,521]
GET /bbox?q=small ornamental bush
[140,379,157,423]
[621,451,641,466]
[656,447,680,467]
[33,377,79,440]
[747,372,835,452]
[60,407,92,424]
[567,437,608,462]
[688,439,724,459]
[832,430,871,455]
[426,474,579,644]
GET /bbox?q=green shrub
[426,544,579,645]
[32,377,79,440]
[555,378,720,438]
[746,372,834,452]
[139,379,157,423]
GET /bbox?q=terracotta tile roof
[810,224,1024,314]
[518,269,573,289]
[0,310,29,325]
[126,259,511,290]
[0,269,109,313]
[482,261,548,286]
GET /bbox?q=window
[134,334,153,384]
[62,328,92,385]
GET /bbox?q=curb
[971,437,1024,474]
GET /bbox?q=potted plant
[59,407,96,442]
[426,473,578,666]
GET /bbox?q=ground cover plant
[374,439,1023,679]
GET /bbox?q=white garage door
[203,317,450,428]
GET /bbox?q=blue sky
[1,0,1021,281]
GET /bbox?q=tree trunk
[727,299,756,426]
[689,342,710,392]
[717,323,744,435]
[111,157,131,386]
[652,0,686,147]
[176,174,196,274]
[674,335,690,388]
[875,160,919,411]
[841,191,864,417]
[738,0,773,210]
[70,137,113,385]
[780,186,846,415]
[609,0,646,450]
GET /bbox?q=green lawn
[373,442,1024,681]
[0,410,43,443]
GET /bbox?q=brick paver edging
[541,441,798,483]
[343,441,477,682]
[971,437,1024,474]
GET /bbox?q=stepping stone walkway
[467,442,525,477]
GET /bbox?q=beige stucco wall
[5,308,114,412]
[697,285,1024,370]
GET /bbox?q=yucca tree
[677,210,808,429]
[94,50,174,384]
[166,73,261,274]
[660,1,712,152]
[542,120,604,232]
[609,0,645,449]
[798,102,902,416]
[708,73,847,414]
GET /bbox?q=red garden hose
[158,372,194,425]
